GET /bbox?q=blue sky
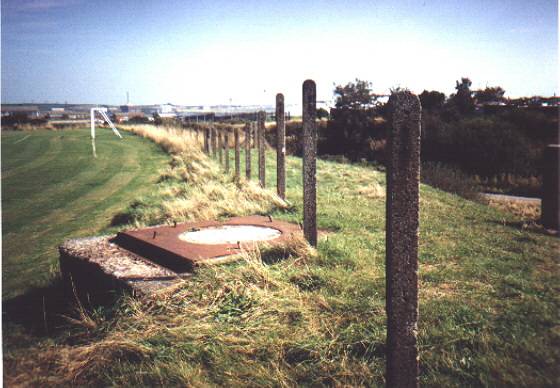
[1,0,558,105]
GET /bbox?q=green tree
[323,79,385,160]
[474,86,506,104]
[334,79,376,109]
[450,77,475,114]
[419,90,446,111]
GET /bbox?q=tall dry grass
[484,196,541,221]
[119,124,287,226]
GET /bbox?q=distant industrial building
[1,105,40,118]
[113,111,146,123]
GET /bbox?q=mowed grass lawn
[1,128,168,299]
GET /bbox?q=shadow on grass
[110,212,134,227]
[261,245,294,265]
[2,277,123,340]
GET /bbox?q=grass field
[1,128,168,299]
[3,125,559,386]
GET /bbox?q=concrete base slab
[59,216,303,298]
[59,236,187,298]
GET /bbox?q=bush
[2,113,48,129]
[265,120,328,157]
[317,108,329,119]
[128,116,151,124]
[421,162,481,200]
[321,108,387,161]
[421,113,540,177]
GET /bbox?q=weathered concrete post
[302,80,317,246]
[253,121,258,148]
[276,93,286,200]
[542,144,560,230]
[211,126,217,159]
[386,90,421,388]
[234,127,240,180]
[218,130,223,166]
[245,123,251,179]
[204,128,210,154]
[224,131,230,173]
[258,110,266,187]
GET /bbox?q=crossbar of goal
[90,108,123,139]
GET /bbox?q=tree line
[317,78,557,185]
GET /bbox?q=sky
[1,0,558,106]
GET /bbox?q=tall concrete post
[253,121,258,148]
[204,128,210,154]
[245,122,251,179]
[234,127,240,180]
[542,144,560,230]
[302,80,317,246]
[258,110,266,187]
[224,131,230,173]
[218,131,223,166]
[276,93,286,200]
[211,126,217,159]
[386,90,421,388]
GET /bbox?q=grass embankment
[1,129,168,299]
[109,125,287,226]
[3,125,559,387]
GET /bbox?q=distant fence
[182,111,291,124]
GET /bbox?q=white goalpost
[90,107,122,139]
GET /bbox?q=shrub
[317,108,329,119]
[321,108,387,161]
[2,113,48,129]
[421,162,481,200]
[421,113,540,177]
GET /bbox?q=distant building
[1,105,40,118]
[158,103,177,118]
[113,111,146,123]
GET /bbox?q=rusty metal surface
[114,215,301,272]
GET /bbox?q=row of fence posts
[201,100,289,197]
[198,80,422,387]
[192,81,560,387]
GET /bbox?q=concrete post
[542,144,560,230]
[386,90,421,388]
[211,126,217,159]
[218,131,223,166]
[302,80,317,246]
[253,121,258,148]
[276,93,286,200]
[204,128,210,154]
[224,131,230,173]
[245,122,251,179]
[258,110,266,187]
[234,128,240,180]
